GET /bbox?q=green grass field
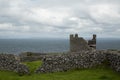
[0,61,119,80]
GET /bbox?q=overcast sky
[0,0,120,39]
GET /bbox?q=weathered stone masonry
[70,34,96,52]
[106,51,120,72]
[0,54,29,74]
[36,50,103,73]
[0,50,120,74]
[19,52,47,62]
[35,50,120,73]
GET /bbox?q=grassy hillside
[0,61,119,80]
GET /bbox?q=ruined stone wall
[106,51,120,72]
[35,50,120,73]
[0,50,119,74]
[35,50,106,73]
[20,56,45,62]
[19,52,47,62]
[70,34,91,52]
[88,34,96,49]
[0,54,29,74]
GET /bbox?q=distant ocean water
[0,38,120,54]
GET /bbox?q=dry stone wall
[20,56,44,62]
[35,50,106,73]
[106,50,120,72]
[0,50,120,74]
[0,54,29,74]
[36,50,120,73]
[19,52,47,62]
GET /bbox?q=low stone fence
[35,50,120,73]
[0,54,29,75]
[20,56,44,62]
[19,52,47,62]
[106,51,120,72]
[35,50,106,73]
[0,50,120,74]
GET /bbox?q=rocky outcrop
[0,54,29,74]
[35,50,106,73]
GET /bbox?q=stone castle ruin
[70,34,96,52]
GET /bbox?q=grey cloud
[0,0,120,38]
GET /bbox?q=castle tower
[93,34,96,40]
[88,34,97,49]
[70,34,91,52]
[75,34,78,38]
[70,34,74,40]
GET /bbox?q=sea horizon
[0,38,120,54]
